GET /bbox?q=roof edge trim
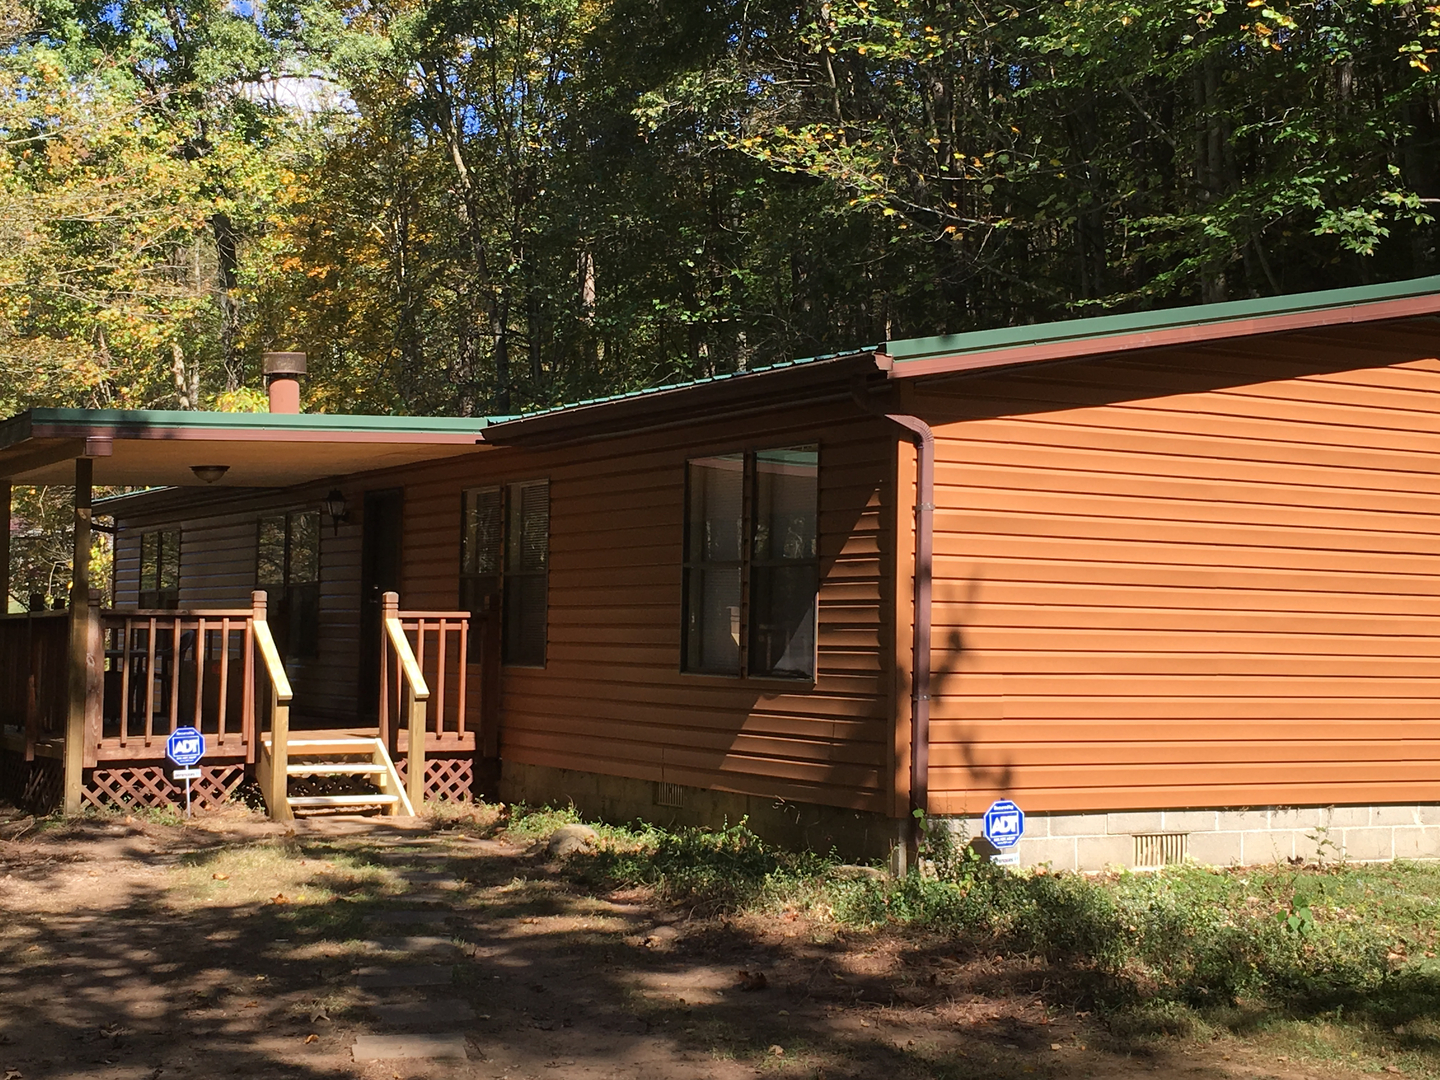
[886,276,1440,377]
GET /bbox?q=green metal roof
[885,274,1440,365]
[496,348,878,424]
[7,407,503,438]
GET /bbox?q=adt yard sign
[166,727,205,768]
[166,727,205,817]
[983,799,1025,850]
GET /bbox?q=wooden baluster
[217,618,230,743]
[168,616,180,735]
[193,616,206,733]
[144,617,157,746]
[406,674,423,813]
[414,619,427,742]
[118,617,132,749]
[457,617,469,740]
[434,620,447,739]
[242,612,255,763]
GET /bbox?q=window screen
[503,480,549,667]
[257,511,321,660]
[749,448,819,678]
[460,487,504,659]
[682,454,744,675]
[139,530,180,609]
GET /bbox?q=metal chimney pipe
[262,352,307,414]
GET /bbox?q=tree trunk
[211,212,242,390]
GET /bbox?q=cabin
[6,276,1440,870]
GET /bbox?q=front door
[359,488,404,723]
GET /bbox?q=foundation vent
[655,781,685,808]
[1134,833,1188,868]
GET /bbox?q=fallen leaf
[304,1034,319,1044]
[737,969,768,992]
[1051,1044,1062,1051]
[212,873,229,881]
[243,1000,259,1009]
[269,893,289,905]
[768,1045,785,1057]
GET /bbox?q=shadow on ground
[0,808,1411,1080]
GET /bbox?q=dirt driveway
[0,810,1359,1080]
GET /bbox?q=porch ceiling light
[324,488,349,533]
[190,465,230,483]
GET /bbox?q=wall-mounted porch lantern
[323,488,349,534]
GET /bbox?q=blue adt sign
[166,726,205,768]
[983,799,1025,849]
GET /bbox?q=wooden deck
[0,595,479,814]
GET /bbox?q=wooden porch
[0,590,487,816]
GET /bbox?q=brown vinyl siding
[108,407,898,814]
[918,322,1440,816]
[394,407,896,813]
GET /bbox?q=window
[139,530,180,609]
[257,510,320,659]
[460,487,503,658]
[683,454,744,674]
[460,479,549,667]
[682,446,819,680]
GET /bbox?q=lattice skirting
[83,764,247,812]
[0,751,62,814]
[394,756,476,803]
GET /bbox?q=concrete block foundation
[939,805,1440,872]
[496,762,1440,872]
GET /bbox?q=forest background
[4,0,1440,599]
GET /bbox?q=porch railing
[2,595,283,769]
[379,593,475,806]
[0,609,70,757]
[99,604,257,763]
[378,596,472,752]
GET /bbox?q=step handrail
[382,591,429,813]
[251,590,294,820]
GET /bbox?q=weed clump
[591,819,831,908]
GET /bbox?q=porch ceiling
[0,409,492,487]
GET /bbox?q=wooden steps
[287,763,388,777]
[288,794,402,808]
[257,733,413,819]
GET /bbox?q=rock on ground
[547,824,598,857]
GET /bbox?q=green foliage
[590,817,834,908]
[7,0,1440,416]
[208,387,270,413]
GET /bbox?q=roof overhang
[885,275,1440,379]
[0,409,493,487]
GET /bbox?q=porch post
[1,480,10,612]
[63,458,93,815]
